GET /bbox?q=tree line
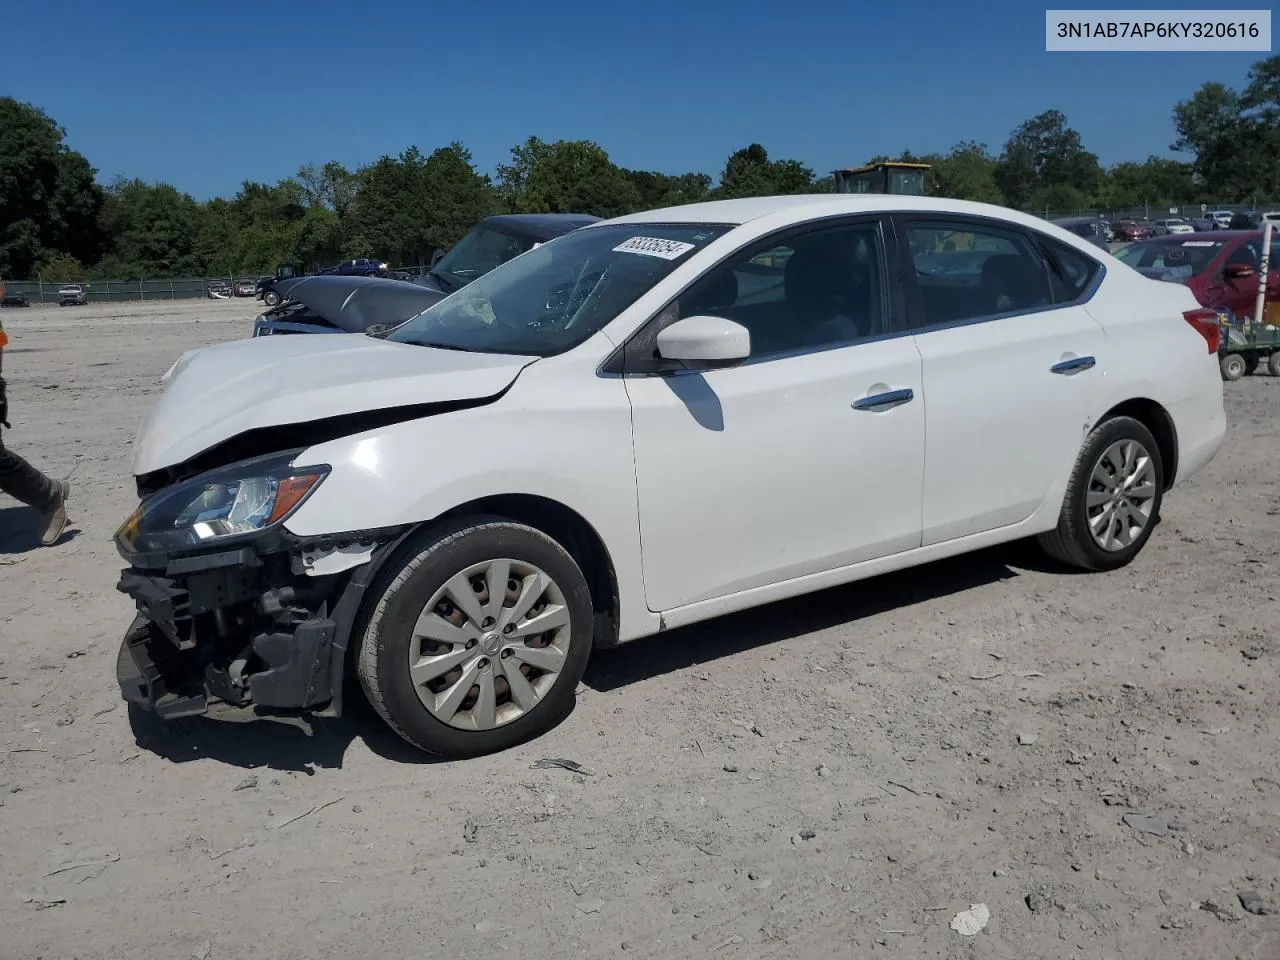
[1,55,1276,282]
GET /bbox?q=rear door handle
[1050,355,1096,375]
[852,388,914,411]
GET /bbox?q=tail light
[1184,308,1222,353]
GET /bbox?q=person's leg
[0,439,69,545]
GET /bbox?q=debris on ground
[576,898,605,915]
[949,903,990,935]
[463,820,479,843]
[1017,732,1038,746]
[43,847,120,878]
[1197,898,1239,921]
[1238,890,1273,915]
[233,776,258,791]
[531,757,594,776]
[722,764,739,773]
[1122,813,1178,837]
[16,888,66,909]
[269,797,343,829]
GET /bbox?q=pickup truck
[58,284,87,306]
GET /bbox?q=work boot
[39,480,69,547]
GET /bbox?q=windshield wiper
[399,338,483,352]
[427,269,456,293]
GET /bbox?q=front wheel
[262,290,282,307]
[1037,416,1164,572]
[357,518,594,758]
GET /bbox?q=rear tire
[1037,416,1164,572]
[1220,353,1246,381]
[1268,352,1280,377]
[357,518,594,759]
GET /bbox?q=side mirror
[1224,263,1255,280]
[430,249,445,268]
[656,315,751,367]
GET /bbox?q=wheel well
[440,495,621,647]
[1099,398,1178,489]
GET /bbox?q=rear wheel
[1220,353,1246,381]
[1268,352,1280,377]
[357,518,593,758]
[1037,416,1164,572]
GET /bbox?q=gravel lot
[1,298,1278,960]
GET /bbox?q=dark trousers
[0,436,59,511]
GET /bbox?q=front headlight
[116,453,329,555]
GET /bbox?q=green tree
[623,169,712,208]
[0,97,106,278]
[928,141,1004,203]
[510,139,641,218]
[995,110,1103,211]
[714,144,819,198]
[495,136,556,213]
[96,178,203,278]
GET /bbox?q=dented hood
[133,333,536,475]
[271,274,446,331]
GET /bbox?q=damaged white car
[114,195,1226,758]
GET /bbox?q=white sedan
[113,195,1226,758]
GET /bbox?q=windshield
[386,223,732,356]
[431,224,541,291]
[1115,239,1224,280]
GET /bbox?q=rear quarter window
[1035,235,1101,303]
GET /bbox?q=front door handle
[1050,355,1096,375]
[852,388,914,411]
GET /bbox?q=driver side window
[674,221,888,359]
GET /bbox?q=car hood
[133,333,537,475]
[271,275,446,332]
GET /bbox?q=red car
[1110,220,1149,242]
[1114,231,1280,319]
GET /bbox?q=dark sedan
[253,213,600,337]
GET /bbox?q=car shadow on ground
[585,543,1034,692]
[127,682,445,774]
[0,505,81,553]
[125,542,1050,771]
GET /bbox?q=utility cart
[1219,317,1280,380]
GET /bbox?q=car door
[1206,240,1261,318]
[897,215,1108,546]
[621,216,925,612]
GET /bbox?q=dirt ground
[1,298,1278,960]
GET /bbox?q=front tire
[357,518,594,758]
[1038,416,1164,572]
[262,290,282,307]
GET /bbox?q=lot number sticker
[613,236,696,260]
[1182,240,1217,247]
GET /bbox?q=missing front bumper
[116,560,342,719]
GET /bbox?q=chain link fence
[2,266,428,305]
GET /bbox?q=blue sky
[0,0,1268,200]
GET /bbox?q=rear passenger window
[1037,236,1101,303]
[905,222,1052,327]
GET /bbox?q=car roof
[482,213,603,240]
[596,194,1076,232]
